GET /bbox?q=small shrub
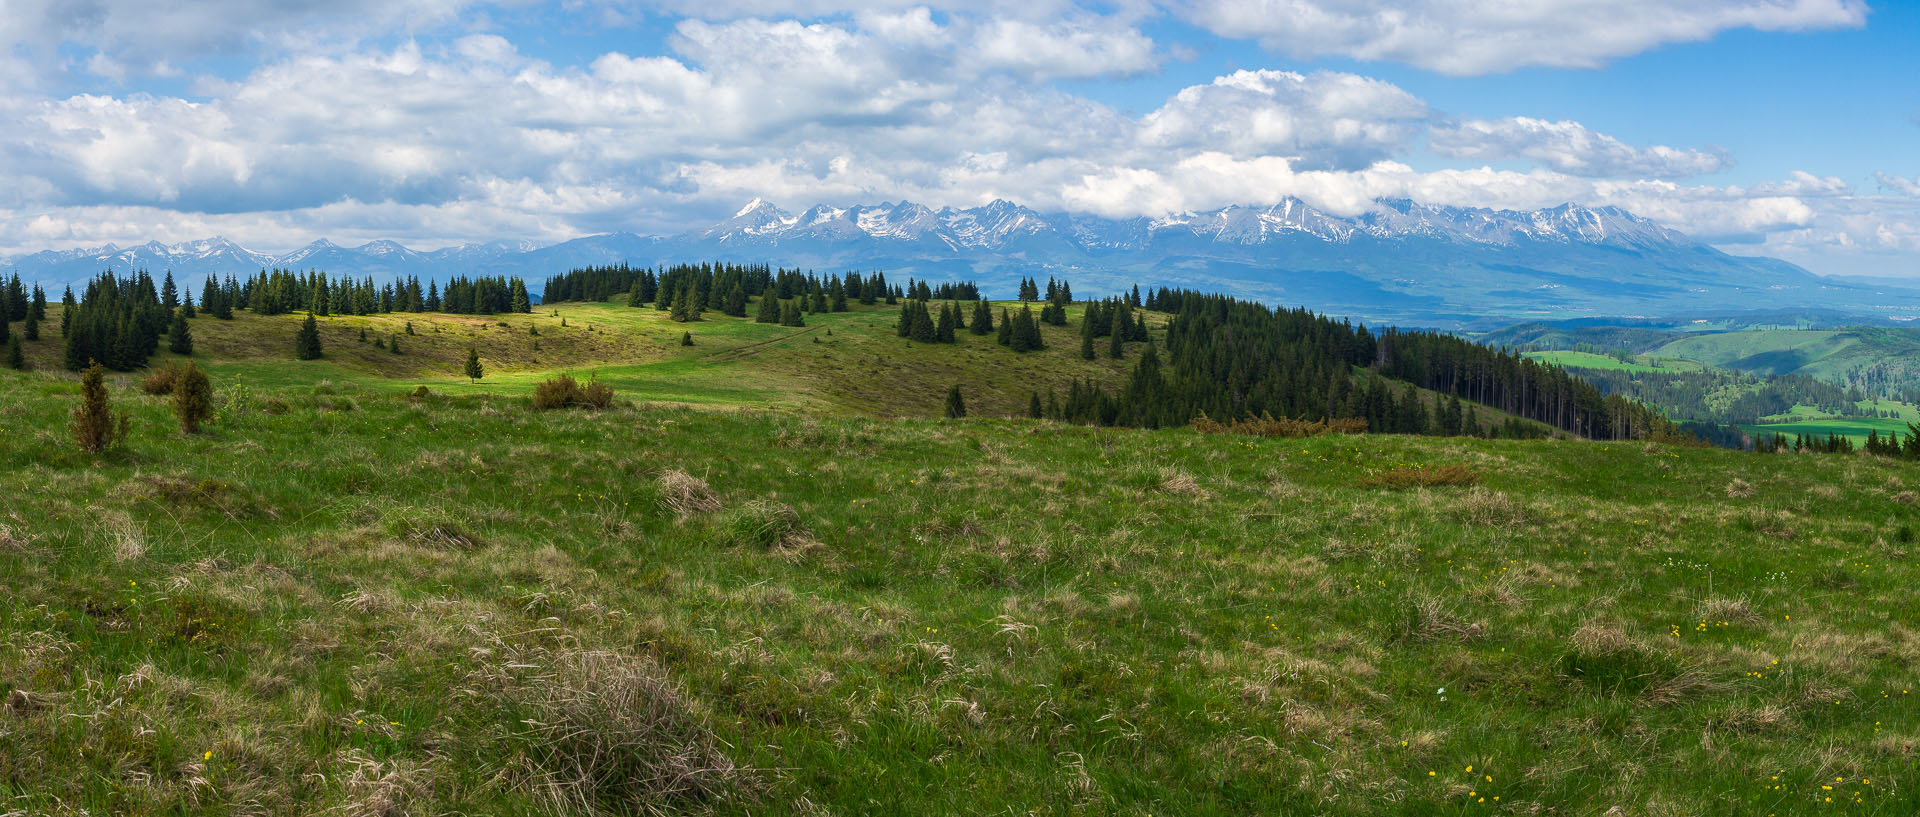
[533,374,614,410]
[140,362,182,395]
[172,360,212,433]
[72,361,128,454]
[409,385,431,402]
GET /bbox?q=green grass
[4,360,1920,815]
[1523,350,1702,374]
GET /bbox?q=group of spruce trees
[2,274,48,370]
[225,269,530,317]
[1037,288,1687,441]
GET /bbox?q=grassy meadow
[3,301,1919,815]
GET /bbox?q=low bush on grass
[533,374,614,410]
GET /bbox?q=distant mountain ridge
[8,197,1919,328]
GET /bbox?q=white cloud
[1430,117,1731,178]
[1877,172,1920,197]
[1178,0,1868,75]
[1139,70,1428,170]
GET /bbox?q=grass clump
[380,506,484,551]
[511,650,747,814]
[532,373,614,410]
[718,500,815,554]
[140,361,183,395]
[655,469,721,516]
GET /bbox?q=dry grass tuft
[1359,465,1480,490]
[1159,469,1211,499]
[1405,597,1484,642]
[1725,478,1755,498]
[514,650,747,815]
[1641,667,1727,705]
[656,470,721,516]
[1694,597,1759,624]
[1458,488,1529,528]
[1569,622,1633,658]
[338,750,432,817]
[382,508,484,551]
[0,523,31,553]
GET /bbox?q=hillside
[4,363,1919,814]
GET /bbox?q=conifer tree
[4,335,23,371]
[1107,305,1126,358]
[295,313,323,360]
[830,281,848,312]
[909,301,936,342]
[724,283,747,317]
[756,293,781,323]
[1012,304,1043,352]
[970,299,993,335]
[173,360,211,434]
[161,273,178,310]
[897,302,914,337]
[681,331,694,346]
[167,309,193,355]
[464,348,483,382]
[71,361,121,453]
[1079,310,1097,360]
[671,284,694,322]
[780,301,805,327]
[510,279,532,313]
[944,384,966,418]
[935,302,957,343]
[22,312,38,341]
[1027,391,1043,419]
[811,288,828,314]
[996,308,1013,346]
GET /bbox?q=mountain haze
[11,198,1919,328]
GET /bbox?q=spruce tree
[1107,305,1126,359]
[944,385,966,418]
[934,302,956,343]
[724,284,747,317]
[671,285,693,322]
[464,348,483,382]
[756,293,781,324]
[1079,310,1097,360]
[780,301,805,327]
[970,299,993,335]
[167,309,193,355]
[1027,391,1043,419]
[173,360,211,434]
[4,335,23,370]
[1012,305,1043,352]
[996,308,1013,346]
[295,313,323,360]
[680,331,694,346]
[22,313,37,341]
[71,361,120,453]
[909,301,936,342]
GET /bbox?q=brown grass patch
[1457,488,1529,528]
[1159,469,1212,499]
[656,470,722,516]
[1404,597,1484,642]
[513,650,748,814]
[1191,412,1368,438]
[1359,465,1480,490]
[1725,478,1755,498]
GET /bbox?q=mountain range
[9,198,1920,328]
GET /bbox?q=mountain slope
[11,197,1920,327]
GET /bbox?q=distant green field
[1740,415,1919,444]
[1523,350,1700,373]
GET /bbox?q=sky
[0,0,1915,277]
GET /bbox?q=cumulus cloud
[1178,0,1868,75]
[1139,70,1428,170]
[1430,117,1731,178]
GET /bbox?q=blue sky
[1,0,1914,277]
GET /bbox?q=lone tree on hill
[464,348,483,382]
[295,313,323,360]
[944,384,966,418]
[167,309,193,355]
[173,361,211,434]
[71,360,126,453]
